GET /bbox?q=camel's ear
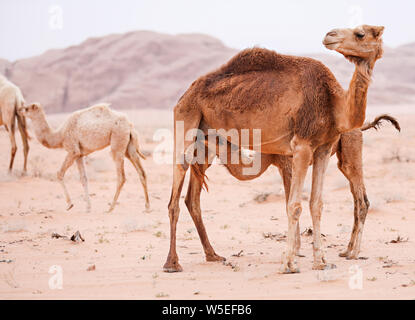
[30,103,39,110]
[371,26,384,38]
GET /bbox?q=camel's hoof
[280,252,300,274]
[313,263,336,271]
[339,251,349,258]
[339,251,358,260]
[107,206,114,213]
[346,254,359,260]
[206,254,226,262]
[144,206,151,213]
[279,265,300,274]
[66,204,74,211]
[163,261,183,273]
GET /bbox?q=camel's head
[323,25,384,64]
[19,102,44,119]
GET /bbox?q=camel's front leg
[336,131,369,259]
[280,139,312,274]
[7,123,17,172]
[339,192,369,260]
[57,152,78,211]
[309,144,333,270]
[76,157,91,213]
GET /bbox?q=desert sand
[0,106,414,300]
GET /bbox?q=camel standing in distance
[164,25,385,273]
[20,103,150,213]
[186,115,400,263]
[0,75,29,173]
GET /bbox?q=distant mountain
[1,31,414,113]
[2,31,236,113]
[0,58,10,76]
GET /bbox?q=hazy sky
[1,0,415,61]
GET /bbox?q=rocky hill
[0,59,10,76]
[1,31,414,113]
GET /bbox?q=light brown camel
[184,114,400,265]
[0,75,29,173]
[164,25,385,273]
[20,103,150,213]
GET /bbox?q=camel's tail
[361,114,401,132]
[191,163,209,192]
[189,136,210,192]
[129,129,146,160]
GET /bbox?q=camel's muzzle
[323,29,343,49]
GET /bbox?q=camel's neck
[343,60,374,130]
[31,112,64,149]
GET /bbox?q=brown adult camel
[0,75,30,173]
[164,25,385,273]
[184,114,399,264]
[20,103,150,213]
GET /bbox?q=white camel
[0,75,29,173]
[20,102,150,212]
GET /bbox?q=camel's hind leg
[164,107,202,273]
[57,152,79,210]
[126,146,150,211]
[184,151,225,262]
[280,138,312,274]
[7,117,17,173]
[76,157,91,212]
[108,152,126,212]
[336,131,369,259]
[16,114,29,173]
[108,126,130,212]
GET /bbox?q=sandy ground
[1,106,415,300]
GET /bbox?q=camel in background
[164,25,385,273]
[20,103,150,213]
[185,114,400,264]
[0,75,29,173]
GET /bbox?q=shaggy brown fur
[199,48,341,144]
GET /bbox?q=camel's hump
[73,103,113,118]
[202,47,324,87]
[218,48,318,75]
[87,103,112,111]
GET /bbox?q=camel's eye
[355,31,365,39]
